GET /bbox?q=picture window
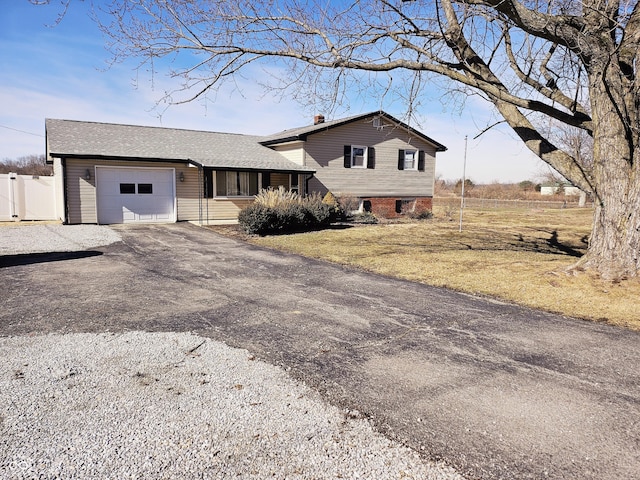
[215,171,259,197]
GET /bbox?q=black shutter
[204,170,214,198]
[418,150,425,171]
[367,147,375,169]
[343,145,351,168]
[262,172,271,190]
[398,150,405,170]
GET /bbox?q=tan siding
[269,173,290,189]
[65,159,198,224]
[65,159,98,223]
[304,117,438,197]
[201,198,253,223]
[272,142,305,165]
[175,166,202,221]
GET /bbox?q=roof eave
[260,135,307,146]
[48,152,315,173]
[261,110,448,152]
[48,153,196,165]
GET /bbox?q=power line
[0,124,44,137]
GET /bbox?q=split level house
[45,111,447,225]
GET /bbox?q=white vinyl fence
[0,173,57,221]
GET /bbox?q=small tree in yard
[39,0,640,279]
[454,179,474,196]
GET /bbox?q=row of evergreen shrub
[238,188,335,235]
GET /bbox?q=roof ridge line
[45,118,256,137]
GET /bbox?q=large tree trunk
[575,64,640,280]
[580,173,640,280]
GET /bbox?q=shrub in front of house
[335,193,360,221]
[305,192,334,225]
[350,212,379,224]
[408,209,433,220]
[238,203,281,234]
[321,191,344,221]
[238,188,334,235]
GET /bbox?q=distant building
[540,182,582,196]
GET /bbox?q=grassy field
[235,206,639,330]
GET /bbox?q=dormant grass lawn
[237,206,639,330]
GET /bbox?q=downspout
[188,159,205,226]
[8,173,18,219]
[61,158,69,224]
[305,173,314,196]
[204,166,209,225]
[198,163,203,226]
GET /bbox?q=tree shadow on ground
[546,230,584,258]
[0,251,103,268]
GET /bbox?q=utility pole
[459,135,468,232]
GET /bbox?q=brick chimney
[314,114,325,125]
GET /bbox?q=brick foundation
[361,197,433,219]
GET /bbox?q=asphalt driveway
[1,222,639,479]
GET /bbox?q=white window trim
[351,145,368,168]
[404,150,418,171]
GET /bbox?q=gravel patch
[0,224,121,255]
[0,332,464,479]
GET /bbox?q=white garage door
[96,167,176,224]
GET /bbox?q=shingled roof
[45,119,315,173]
[260,110,448,152]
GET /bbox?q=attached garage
[96,167,176,224]
[45,118,316,225]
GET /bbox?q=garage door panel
[96,167,176,224]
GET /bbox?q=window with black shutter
[343,145,351,168]
[398,149,417,170]
[345,145,373,168]
[418,150,426,171]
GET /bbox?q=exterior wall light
[179,172,185,182]
[85,169,91,180]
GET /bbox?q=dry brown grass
[242,206,640,330]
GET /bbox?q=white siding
[53,158,65,222]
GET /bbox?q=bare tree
[45,0,640,279]
[0,154,52,176]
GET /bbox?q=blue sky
[0,1,547,183]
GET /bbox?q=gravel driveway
[0,224,463,479]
